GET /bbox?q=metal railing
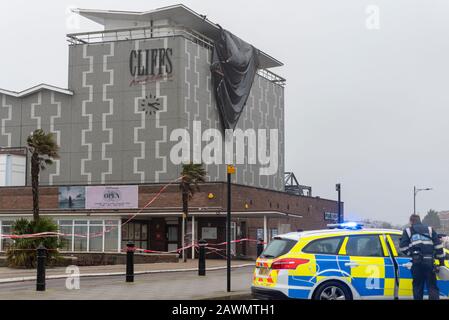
[67,24,214,49]
[257,68,286,86]
[67,25,285,86]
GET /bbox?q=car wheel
[313,281,352,300]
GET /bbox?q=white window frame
[0,220,14,253]
[0,220,3,252]
[102,220,106,252]
[117,223,122,253]
[231,221,237,256]
[57,219,75,252]
[57,219,121,253]
[86,221,90,253]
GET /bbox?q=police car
[252,222,449,300]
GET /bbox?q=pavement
[0,265,255,300]
[0,259,254,283]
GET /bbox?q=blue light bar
[327,222,364,230]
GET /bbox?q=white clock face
[140,94,161,116]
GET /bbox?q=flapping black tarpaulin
[211,28,259,130]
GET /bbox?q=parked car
[252,223,449,300]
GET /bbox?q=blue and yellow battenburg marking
[253,226,449,299]
[285,255,396,298]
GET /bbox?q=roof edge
[73,4,284,69]
[0,84,73,98]
[73,4,196,18]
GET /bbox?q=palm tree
[27,129,59,222]
[180,163,206,262]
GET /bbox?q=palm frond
[27,129,60,170]
[180,163,207,197]
[6,218,61,268]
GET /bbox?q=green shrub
[6,218,62,268]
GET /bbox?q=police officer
[400,214,445,300]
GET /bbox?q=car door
[386,233,449,298]
[339,234,394,299]
[385,234,413,299]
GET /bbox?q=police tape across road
[0,263,256,284]
[125,238,266,255]
[0,174,268,257]
[0,176,183,240]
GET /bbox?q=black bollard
[257,238,264,257]
[126,242,135,283]
[36,244,47,291]
[198,239,207,276]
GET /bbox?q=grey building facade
[0,5,340,258]
[0,5,285,191]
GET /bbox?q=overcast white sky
[1,0,448,224]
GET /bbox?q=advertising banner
[58,186,86,209]
[85,185,138,210]
[324,212,339,221]
[202,227,218,240]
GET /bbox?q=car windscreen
[260,238,297,259]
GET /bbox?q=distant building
[438,211,449,235]
[361,219,401,230]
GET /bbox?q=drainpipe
[263,215,268,248]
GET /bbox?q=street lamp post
[413,186,432,215]
[336,183,342,223]
[226,165,235,293]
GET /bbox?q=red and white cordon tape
[1,175,269,257]
[1,177,183,240]
[126,238,266,255]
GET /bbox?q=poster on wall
[85,186,138,210]
[256,228,264,240]
[202,227,217,240]
[324,212,339,221]
[58,186,86,209]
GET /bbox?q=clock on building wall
[140,94,161,116]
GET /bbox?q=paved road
[0,266,254,300]
[0,259,253,281]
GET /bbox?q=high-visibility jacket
[400,223,445,260]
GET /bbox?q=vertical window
[1,221,14,252]
[141,224,148,242]
[134,224,141,240]
[231,222,237,255]
[121,221,148,250]
[256,228,264,240]
[105,222,119,252]
[167,226,178,241]
[303,237,344,254]
[58,219,120,253]
[105,220,119,252]
[128,223,135,240]
[121,224,128,244]
[345,235,383,257]
[58,220,74,252]
[89,221,103,252]
[0,154,26,187]
[389,234,407,257]
[73,220,88,252]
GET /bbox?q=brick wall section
[0,183,340,231]
[0,183,340,259]
[0,187,58,210]
[66,252,179,266]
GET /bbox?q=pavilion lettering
[129,48,173,77]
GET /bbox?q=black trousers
[411,262,440,300]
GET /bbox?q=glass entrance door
[167,225,179,252]
[121,221,148,250]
